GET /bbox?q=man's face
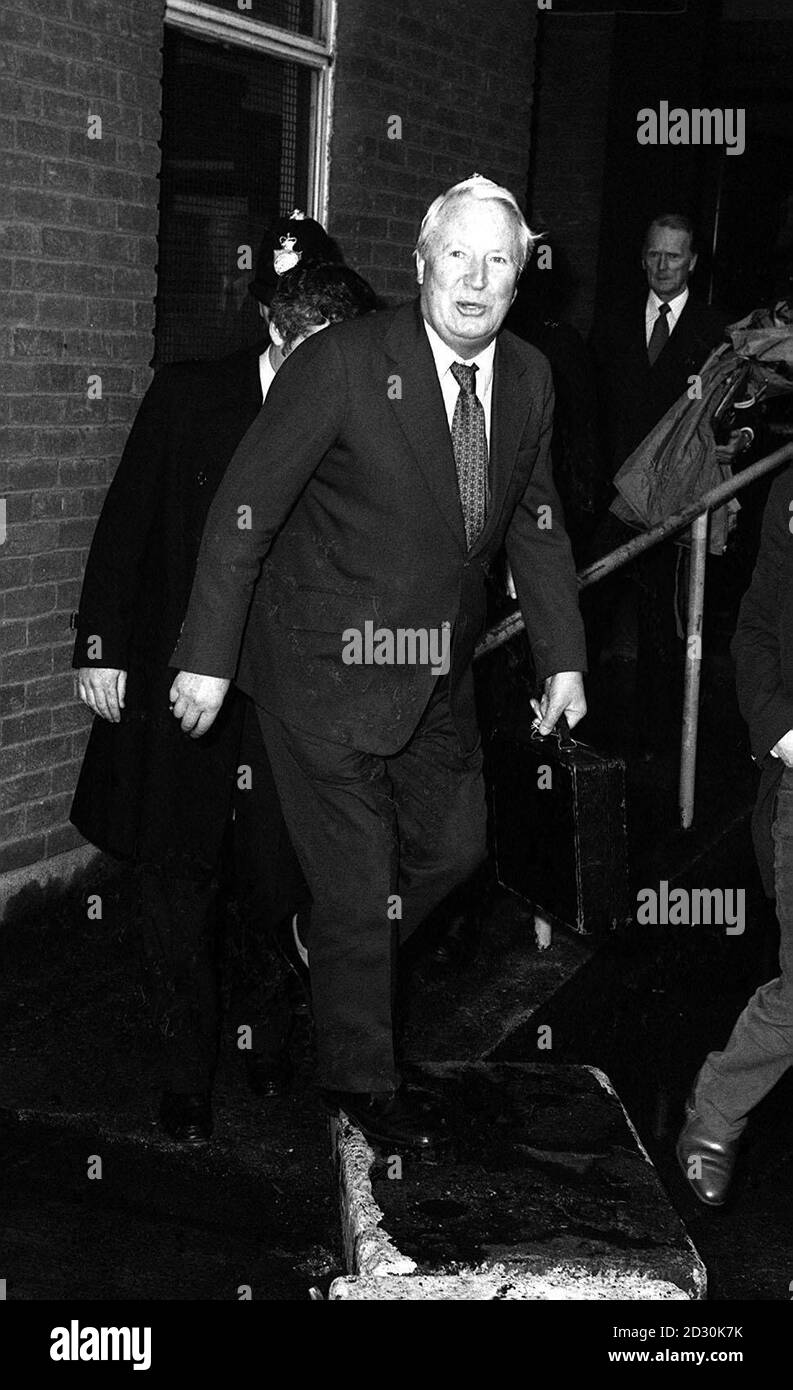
[416,197,521,359]
[642,225,697,301]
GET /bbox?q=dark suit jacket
[71,344,268,871]
[172,300,587,757]
[732,466,793,897]
[591,294,731,476]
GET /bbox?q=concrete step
[330,1063,706,1301]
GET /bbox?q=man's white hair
[415,174,539,275]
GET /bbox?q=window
[155,1,333,364]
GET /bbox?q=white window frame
[164,0,336,224]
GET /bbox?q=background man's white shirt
[645,286,689,347]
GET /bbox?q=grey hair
[643,213,697,255]
[415,175,539,275]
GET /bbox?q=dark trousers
[256,681,487,1092]
[138,695,308,1093]
[585,511,682,745]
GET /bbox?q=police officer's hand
[78,667,127,723]
[770,729,793,767]
[530,671,587,735]
[169,671,230,739]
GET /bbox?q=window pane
[195,0,320,38]
[155,27,313,365]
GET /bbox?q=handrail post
[679,511,709,829]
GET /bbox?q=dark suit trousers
[256,680,487,1091]
[137,696,307,1092]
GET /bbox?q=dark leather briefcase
[489,718,631,934]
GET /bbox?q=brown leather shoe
[675,1101,738,1207]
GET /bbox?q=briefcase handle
[530,712,578,750]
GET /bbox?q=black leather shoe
[320,1086,445,1151]
[244,1048,293,1098]
[158,1090,212,1146]
[676,1099,739,1207]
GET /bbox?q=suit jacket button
[196,470,207,486]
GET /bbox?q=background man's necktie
[450,360,488,548]
[647,301,671,365]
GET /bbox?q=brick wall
[328,0,538,303]
[1,0,539,881]
[0,0,164,874]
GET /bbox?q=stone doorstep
[330,1063,707,1303]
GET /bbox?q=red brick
[46,821,84,858]
[27,611,74,646]
[27,789,74,831]
[25,672,78,708]
[1,647,55,685]
[0,771,51,813]
[0,806,28,844]
[2,521,61,557]
[16,120,69,157]
[30,549,83,582]
[50,704,90,738]
[58,517,98,548]
[5,583,57,617]
[1,710,51,747]
[0,833,46,874]
[2,618,28,652]
[0,9,44,45]
[9,395,67,425]
[0,77,43,119]
[8,462,60,490]
[57,579,82,609]
[24,736,73,773]
[0,557,32,590]
[0,685,26,719]
[36,294,89,327]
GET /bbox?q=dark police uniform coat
[71,344,269,877]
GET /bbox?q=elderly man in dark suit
[677,466,793,1205]
[72,259,377,1146]
[170,175,588,1151]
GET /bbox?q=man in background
[72,260,377,1146]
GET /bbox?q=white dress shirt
[422,318,496,448]
[645,286,689,348]
[258,345,277,403]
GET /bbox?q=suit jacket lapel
[470,331,531,554]
[384,302,467,549]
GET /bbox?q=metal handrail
[475,440,793,826]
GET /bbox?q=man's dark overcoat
[71,344,267,875]
[732,466,793,898]
[591,295,731,475]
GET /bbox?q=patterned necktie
[647,301,671,366]
[450,360,488,548]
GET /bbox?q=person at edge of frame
[677,460,793,1207]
